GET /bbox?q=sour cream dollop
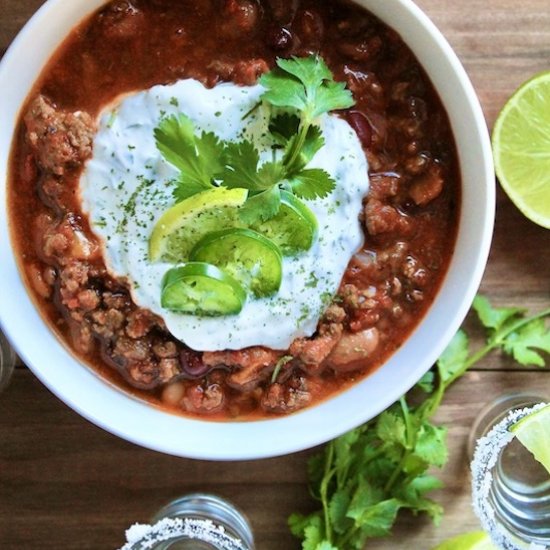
[80,79,369,351]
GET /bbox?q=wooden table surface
[1,1,549,549]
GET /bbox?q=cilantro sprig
[289,296,550,549]
[260,55,354,192]
[154,55,355,225]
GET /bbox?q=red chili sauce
[8,0,460,420]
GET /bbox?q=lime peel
[492,70,550,229]
[431,531,497,550]
[148,187,248,262]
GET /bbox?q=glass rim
[470,402,550,549]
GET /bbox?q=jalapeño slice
[190,228,283,297]
[161,262,246,316]
[251,190,318,255]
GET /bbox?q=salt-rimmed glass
[120,494,254,550]
[0,329,16,393]
[470,398,550,550]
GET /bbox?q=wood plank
[1,369,550,548]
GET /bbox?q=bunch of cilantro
[290,296,550,549]
[154,55,354,225]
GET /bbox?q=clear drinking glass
[470,394,550,550]
[0,329,16,393]
[121,494,255,550]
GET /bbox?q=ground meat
[113,336,151,362]
[289,322,343,369]
[203,347,282,391]
[408,164,444,206]
[368,173,401,201]
[323,304,346,324]
[364,199,412,237]
[24,95,95,176]
[91,308,125,339]
[209,57,269,86]
[261,376,312,413]
[126,309,157,339]
[183,383,225,413]
[40,214,99,265]
[96,1,145,40]
[153,341,178,359]
[76,289,100,312]
[68,321,95,355]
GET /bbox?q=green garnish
[260,55,354,192]
[154,114,224,202]
[289,296,550,549]
[154,55,355,226]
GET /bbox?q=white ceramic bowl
[0,0,494,460]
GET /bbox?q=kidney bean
[337,36,382,63]
[348,111,373,148]
[295,9,324,46]
[180,349,212,379]
[266,25,293,51]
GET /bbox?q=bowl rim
[0,0,495,460]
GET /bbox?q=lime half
[432,531,497,550]
[510,403,550,475]
[149,187,248,262]
[492,71,550,229]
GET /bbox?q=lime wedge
[149,187,248,262]
[492,71,550,229]
[432,531,497,550]
[509,403,550,475]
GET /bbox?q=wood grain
[1,1,549,549]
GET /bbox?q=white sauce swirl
[80,79,369,351]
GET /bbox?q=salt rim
[470,402,549,550]
[120,517,247,550]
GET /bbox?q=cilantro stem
[384,398,413,493]
[284,122,310,172]
[241,101,261,121]
[424,307,550,418]
[321,442,335,543]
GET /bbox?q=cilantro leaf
[239,186,281,224]
[269,113,301,145]
[437,330,469,384]
[219,140,284,194]
[316,542,339,550]
[503,318,550,366]
[311,79,357,119]
[155,115,223,200]
[350,498,402,539]
[416,370,435,394]
[173,174,213,202]
[219,140,263,191]
[290,296,550,550]
[260,69,310,112]
[154,113,195,167]
[375,411,407,448]
[473,295,525,333]
[288,168,335,200]
[262,56,355,122]
[329,490,353,535]
[414,423,448,468]
[283,125,325,174]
